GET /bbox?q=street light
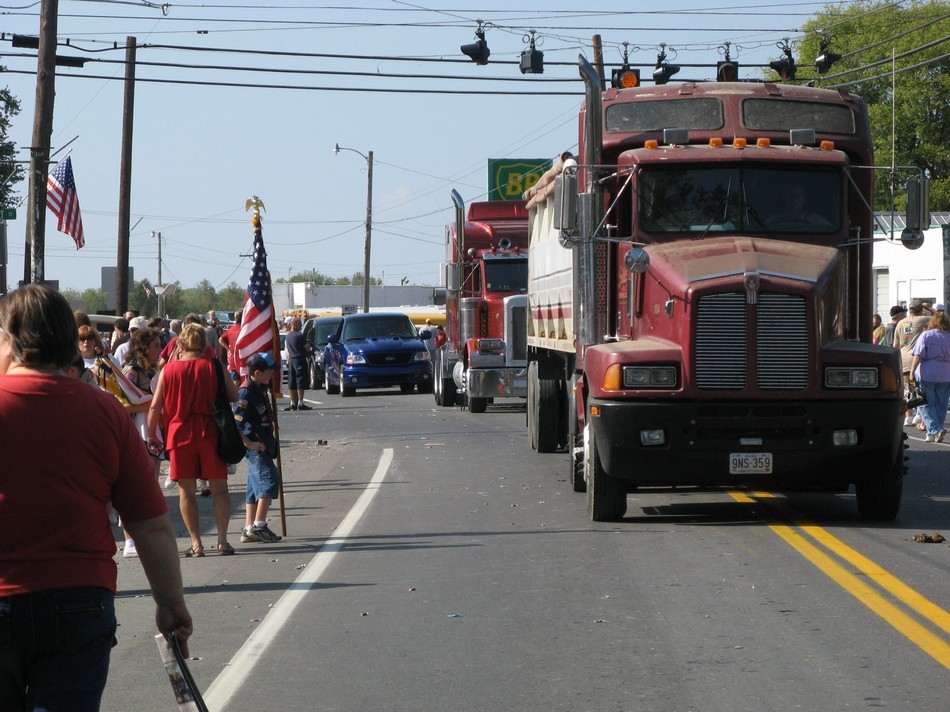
[333,143,374,313]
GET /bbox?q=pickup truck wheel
[536,377,559,453]
[417,381,433,394]
[855,444,905,521]
[325,371,340,395]
[341,383,356,398]
[468,396,487,414]
[585,426,626,521]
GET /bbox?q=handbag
[211,361,246,465]
[905,384,927,409]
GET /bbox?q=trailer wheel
[527,362,539,450]
[326,370,340,395]
[468,396,487,414]
[536,378,560,453]
[438,351,456,407]
[855,444,905,521]
[569,431,585,493]
[584,426,626,521]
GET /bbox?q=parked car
[302,316,342,390]
[324,312,433,397]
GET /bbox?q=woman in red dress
[148,323,238,556]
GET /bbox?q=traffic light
[653,62,680,85]
[611,66,640,89]
[716,60,739,82]
[520,31,543,74]
[769,57,797,80]
[815,49,841,74]
[461,27,490,65]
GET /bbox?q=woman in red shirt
[148,323,238,556]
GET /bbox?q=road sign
[1,208,15,220]
[488,158,551,201]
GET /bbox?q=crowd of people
[873,300,950,442]
[1,289,291,707]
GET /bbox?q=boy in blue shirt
[233,352,283,544]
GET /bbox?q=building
[873,213,950,316]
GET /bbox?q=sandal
[217,543,236,556]
[917,422,926,431]
[184,546,205,558]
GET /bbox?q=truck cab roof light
[821,140,835,151]
[644,139,659,149]
[756,138,771,148]
[733,137,747,149]
[709,137,723,148]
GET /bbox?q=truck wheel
[536,377,559,453]
[569,431,585,493]
[435,352,455,407]
[855,445,905,521]
[417,381,433,394]
[468,396,487,414]
[341,381,355,398]
[326,371,340,395]
[527,362,539,450]
[584,426,626,521]
[441,379,456,407]
[433,369,443,405]
[400,384,415,393]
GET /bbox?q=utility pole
[151,230,163,317]
[116,36,136,314]
[24,0,59,285]
[333,143,373,313]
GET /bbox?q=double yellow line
[729,490,950,671]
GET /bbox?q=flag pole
[245,197,287,536]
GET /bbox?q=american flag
[144,285,153,299]
[234,225,277,370]
[46,156,85,249]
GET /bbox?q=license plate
[729,452,773,475]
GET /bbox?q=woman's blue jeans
[0,587,116,712]
[918,379,950,436]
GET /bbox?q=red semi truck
[434,193,529,412]
[525,56,930,522]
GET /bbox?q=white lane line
[204,448,394,709]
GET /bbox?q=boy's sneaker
[252,524,282,543]
[936,430,946,443]
[123,540,138,558]
[241,527,263,543]
[904,415,914,426]
[912,412,923,425]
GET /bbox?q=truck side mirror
[554,171,578,233]
[902,175,930,250]
[444,263,459,291]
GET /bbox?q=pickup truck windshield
[638,167,841,235]
[343,316,417,341]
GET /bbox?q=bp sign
[488,158,551,201]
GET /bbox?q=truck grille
[509,304,527,362]
[695,292,808,391]
[366,352,412,366]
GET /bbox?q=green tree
[790,1,950,210]
[350,272,382,286]
[215,281,245,311]
[81,288,107,314]
[0,86,23,207]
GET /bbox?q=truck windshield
[638,167,841,235]
[484,259,528,293]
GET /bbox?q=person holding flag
[234,197,279,374]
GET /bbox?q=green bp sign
[488,158,551,201]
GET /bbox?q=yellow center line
[729,490,950,671]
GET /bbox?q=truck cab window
[484,259,528,293]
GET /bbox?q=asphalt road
[102,390,950,711]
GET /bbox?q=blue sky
[0,1,849,293]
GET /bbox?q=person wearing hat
[882,305,906,350]
[895,300,932,427]
[233,352,282,544]
[113,315,149,367]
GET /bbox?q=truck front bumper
[467,367,528,398]
[588,398,905,486]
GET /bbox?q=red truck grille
[695,292,808,391]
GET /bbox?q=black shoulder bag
[211,361,246,465]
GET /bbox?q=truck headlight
[623,366,678,389]
[346,353,366,365]
[475,338,504,352]
[413,351,431,362]
[825,367,878,389]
